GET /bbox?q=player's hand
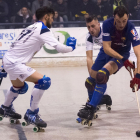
[66,37,76,51]
[0,69,7,78]
[130,73,140,91]
[123,59,135,72]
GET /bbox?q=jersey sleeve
[130,26,140,47]
[86,33,93,51]
[102,20,111,41]
[40,29,73,53]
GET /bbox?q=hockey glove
[66,37,76,51]
[130,73,140,91]
[122,58,135,73]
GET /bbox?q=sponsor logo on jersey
[133,36,140,41]
[103,33,110,36]
[131,29,138,36]
[114,43,126,47]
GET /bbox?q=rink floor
[0,66,140,140]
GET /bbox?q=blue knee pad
[10,82,28,94]
[35,75,51,90]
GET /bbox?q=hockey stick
[130,69,140,115]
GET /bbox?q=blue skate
[0,105,21,124]
[22,108,47,132]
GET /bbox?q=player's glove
[66,37,76,51]
[122,58,135,73]
[130,73,140,91]
[0,69,7,78]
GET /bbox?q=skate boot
[22,108,47,132]
[0,105,21,123]
[76,103,97,127]
[96,95,112,111]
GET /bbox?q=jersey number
[17,30,32,41]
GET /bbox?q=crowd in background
[0,0,140,28]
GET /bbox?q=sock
[87,77,96,101]
[89,68,110,107]
[3,87,19,107]
[89,83,107,107]
[30,88,45,112]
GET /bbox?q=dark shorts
[92,48,130,72]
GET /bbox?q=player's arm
[40,29,76,53]
[103,41,123,59]
[129,28,140,90]
[133,45,140,74]
[86,50,93,75]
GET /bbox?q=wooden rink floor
[0,66,140,140]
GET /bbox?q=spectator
[7,0,28,18]
[111,0,127,11]
[15,6,32,28]
[0,0,8,23]
[53,11,64,27]
[74,0,94,21]
[52,0,68,21]
[102,0,113,20]
[131,0,140,20]
[93,0,103,21]
[31,0,50,16]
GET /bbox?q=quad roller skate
[76,103,97,127]
[0,105,21,124]
[96,95,112,111]
[22,108,47,132]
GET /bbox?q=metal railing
[0,20,140,29]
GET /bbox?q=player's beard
[46,20,52,28]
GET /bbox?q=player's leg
[86,49,107,102]
[23,71,50,127]
[78,60,119,120]
[0,79,26,120]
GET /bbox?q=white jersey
[4,21,72,64]
[86,27,103,51]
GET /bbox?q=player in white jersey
[0,6,76,129]
[85,16,112,111]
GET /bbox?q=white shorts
[3,56,36,82]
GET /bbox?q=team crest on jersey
[131,29,138,36]
[94,39,99,43]
[121,37,126,42]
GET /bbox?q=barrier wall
[0,26,140,67]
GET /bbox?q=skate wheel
[88,120,92,127]
[76,118,81,123]
[22,121,27,126]
[106,105,111,111]
[96,105,101,111]
[33,127,39,132]
[0,116,3,121]
[10,119,15,124]
[81,120,87,125]
[93,113,98,119]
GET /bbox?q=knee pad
[85,77,96,91]
[35,75,51,90]
[10,82,28,94]
[96,68,110,84]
